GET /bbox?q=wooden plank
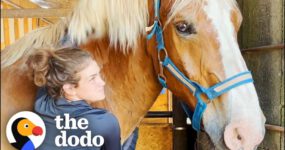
[0,31,4,49]
[3,0,39,9]
[23,18,29,33]
[1,42,5,50]
[32,18,38,29]
[242,44,284,52]
[8,18,15,44]
[28,18,32,32]
[14,18,19,40]
[39,19,49,27]
[1,18,5,49]
[136,125,172,150]
[167,90,173,123]
[18,18,24,37]
[1,8,71,18]
[265,124,285,132]
[3,3,10,47]
[0,2,4,49]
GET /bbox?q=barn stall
[1,0,284,150]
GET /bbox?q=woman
[28,48,121,150]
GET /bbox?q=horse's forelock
[166,0,237,26]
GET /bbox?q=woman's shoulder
[34,87,52,110]
[36,87,49,99]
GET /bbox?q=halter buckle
[154,16,162,27]
[158,73,167,88]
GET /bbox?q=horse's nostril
[225,122,265,150]
[234,128,242,141]
[237,134,242,140]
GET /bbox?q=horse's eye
[175,22,196,35]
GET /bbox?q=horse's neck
[81,39,162,141]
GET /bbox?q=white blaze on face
[203,0,265,149]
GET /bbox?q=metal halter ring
[157,48,168,85]
[157,48,168,63]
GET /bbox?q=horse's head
[147,0,266,149]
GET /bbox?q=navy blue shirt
[34,88,121,150]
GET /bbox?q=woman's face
[74,60,106,102]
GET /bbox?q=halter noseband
[146,0,254,131]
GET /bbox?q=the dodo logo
[6,111,46,150]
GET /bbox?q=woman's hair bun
[27,49,55,86]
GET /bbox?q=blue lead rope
[147,0,254,131]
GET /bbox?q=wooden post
[1,8,71,18]
[172,95,197,150]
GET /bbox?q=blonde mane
[1,0,237,70]
[68,0,148,50]
[1,19,68,69]
[1,0,148,69]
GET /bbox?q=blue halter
[147,0,254,131]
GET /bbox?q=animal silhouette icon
[11,117,43,150]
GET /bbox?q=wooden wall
[136,89,173,150]
[237,0,284,149]
[1,1,49,50]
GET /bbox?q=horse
[1,0,266,149]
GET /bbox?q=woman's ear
[62,83,76,96]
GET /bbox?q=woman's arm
[87,112,121,150]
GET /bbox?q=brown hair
[27,48,93,98]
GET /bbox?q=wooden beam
[265,124,285,132]
[29,0,77,9]
[3,3,10,47]
[242,44,284,52]
[30,0,62,9]
[1,8,71,18]
[2,0,54,24]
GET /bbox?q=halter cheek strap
[162,57,253,131]
[146,0,254,131]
